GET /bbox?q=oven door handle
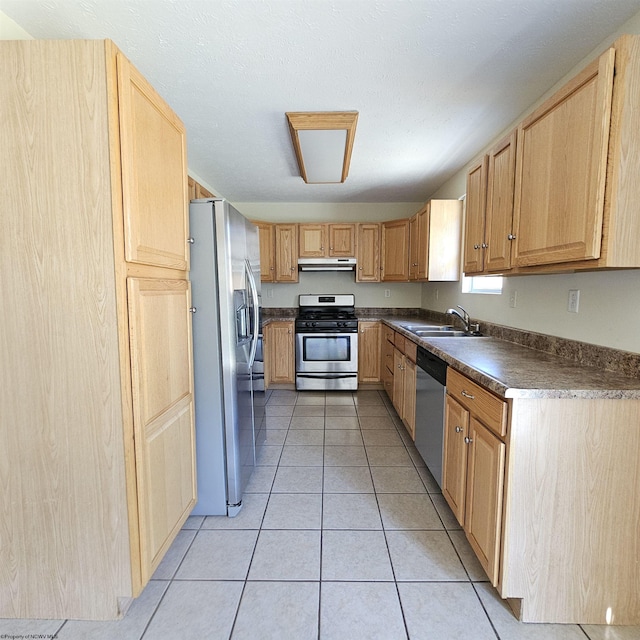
[295,331,358,337]
[296,373,358,380]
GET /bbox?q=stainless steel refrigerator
[189,199,264,516]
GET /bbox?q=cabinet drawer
[447,369,507,438]
[403,338,417,363]
[382,325,395,344]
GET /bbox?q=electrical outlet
[267,288,274,298]
[509,290,517,308]
[384,289,391,298]
[567,289,580,313]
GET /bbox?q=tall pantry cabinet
[0,40,196,620]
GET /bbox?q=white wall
[423,9,640,355]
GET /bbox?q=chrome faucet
[446,305,471,333]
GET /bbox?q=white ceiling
[4,0,640,203]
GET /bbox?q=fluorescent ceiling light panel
[286,111,358,184]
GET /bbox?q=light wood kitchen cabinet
[463,157,488,274]
[513,48,615,267]
[503,35,640,274]
[356,223,381,282]
[411,200,463,281]
[381,325,395,399]
[381,218,410,281]
[1,40,195,620]
[358,321,381,382]
[255,221,276,281]
[443,369,507,586]
[299,223,356,257]
[187,177,214,201]
[390,332,417,439]
[464,131,517,275]
[274,223,299,282]
[264,321,295,384]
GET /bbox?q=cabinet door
[512,48,615,267]
[329,223,356,257]
[267,321,294,383]
[256,222,275,282]
[442,395,469,526]
[392,348,405,416]
[358,321,381,382]
[117,53,189,270]
[127,278,197,583]
[409,213,420,280]
[427,200,463,281]
[274,224,298,282]
[464,417,506,586]
[402,358,416,440]
[381,219,410,281]
[463,157,488,274]
[299,224,326,257]
[356,223,380,282]
[485,131,517,272]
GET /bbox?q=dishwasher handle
[416,346,448,386]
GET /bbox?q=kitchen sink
[412,329,467,337]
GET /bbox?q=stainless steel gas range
[295,294,358,391]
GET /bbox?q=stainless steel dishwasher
[414,346,448,488]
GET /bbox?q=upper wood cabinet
[463,157,488,274]
[187,177,214,201]
[464,132,518,275]
[255,221,276,281]
[274,223,299,282]
[1,39,195,620]
[381,218,410,281]
[512,48,615,267]
[299,223,326,257]
[117,51,189,271]
[356,223,380,282]
[299,223,356,257]
[419,200,463,281]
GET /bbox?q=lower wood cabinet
[443,370,507,586]
[264,321,295,385]
[358,321,381,382]
[387,331,417,439]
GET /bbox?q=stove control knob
[312,322,317,328]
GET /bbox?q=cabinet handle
[288,328,292,334]
[473,244,480,250]
[508,234,516,240]
[461,390,475,399]
[270,266,274,270]
[290,267,295,272]
[187,237,194,244]
[464,436,473,444]
[455,426,463,433]
[189,307,197,313]
[482,243,488,249]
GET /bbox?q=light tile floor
[3,389,639,639]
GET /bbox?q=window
[462,275,503,294]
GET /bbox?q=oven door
[295,332,358,374]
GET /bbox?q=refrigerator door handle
[245,259,260,368]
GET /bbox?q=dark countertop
[380,316,640,400]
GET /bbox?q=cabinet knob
[473,244,480,250]
[455,426,463,433]
[187,237,194,244]
[290,267,295,272]
[189,307,197,313]
[481,243,488,249]
[508,234,516,240]
[359,266,363,270]
[464,436,473,444]
[461,390,475,400]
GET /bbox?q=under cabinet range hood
[298,257,357,271]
